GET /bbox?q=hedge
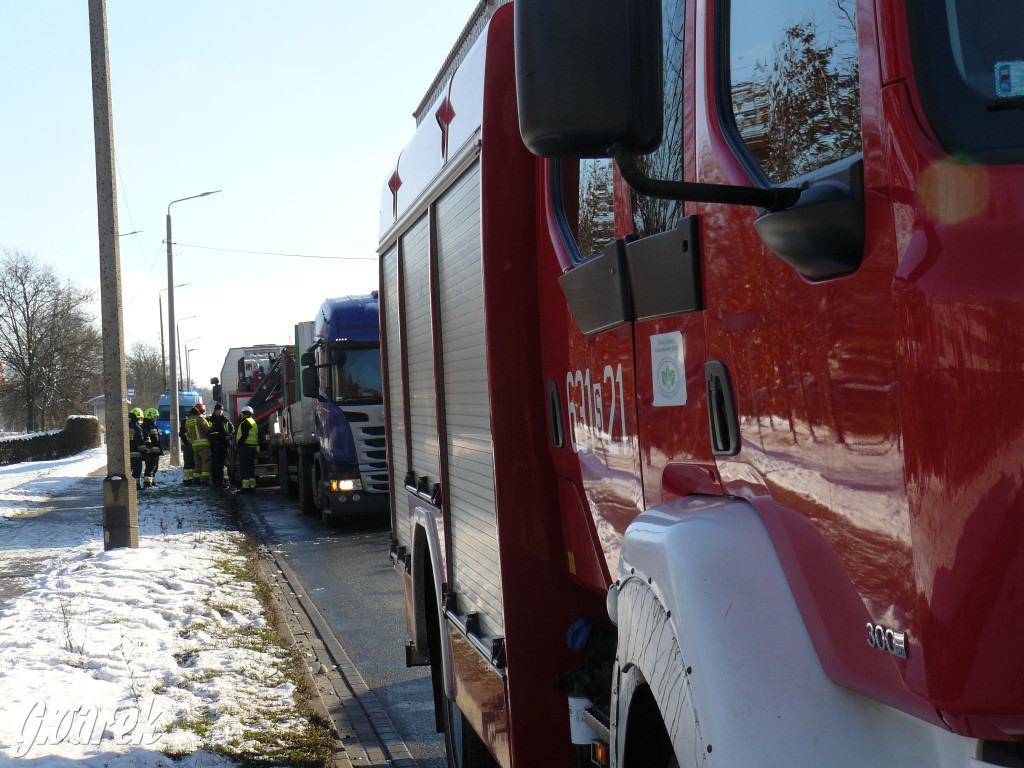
[0,415,102,466]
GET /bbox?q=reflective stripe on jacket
[185,415,210,447]
[237,417,258,446]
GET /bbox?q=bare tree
[0,249,102,431]
[126,341,165,409]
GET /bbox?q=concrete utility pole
[89,0,137,549]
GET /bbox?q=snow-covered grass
[0,448,332,767]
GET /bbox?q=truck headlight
[332,479,361,492]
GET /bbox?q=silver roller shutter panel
[382,243,410,548]
[402,214,441,485]
[435,161,503,639]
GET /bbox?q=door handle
[705,361,739,456]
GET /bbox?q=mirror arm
[611,146,801,212]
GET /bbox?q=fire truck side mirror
[514,0,663,158]
[300,350,316,367]
[301,365,321,400]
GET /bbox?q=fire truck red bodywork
[382,1,1024,765]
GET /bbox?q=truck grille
[343,408,390,494]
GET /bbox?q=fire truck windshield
[907,0,1024,163]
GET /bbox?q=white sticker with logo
[651,332,686,407]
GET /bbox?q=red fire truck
[381,1,1024,766]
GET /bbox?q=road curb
[233,490,419,768]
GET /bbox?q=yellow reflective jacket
[237,417,258,446]
[185,415,210,447]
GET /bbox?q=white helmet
[241,406,254,415]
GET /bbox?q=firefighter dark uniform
[207,403,233,488]
[236,407,258,492]
[142,408,162,488]
[185,404,212,486]
[128,407,146,490]
[179,419,194,486]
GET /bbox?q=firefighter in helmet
[207,402,233,488]
[184,403,212,486]
[128,407,146,491]
[179,413,194,486]
[141,408,162,488]
[235,405,258,493]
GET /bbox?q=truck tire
[444,698,497,768]
[278,449,292,498]
[298,450,316,516]
[425,557,497,767]
[312,459,326,514]
[314,463,335,525]
[228,447,239,488]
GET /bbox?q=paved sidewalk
[0,468,105,607]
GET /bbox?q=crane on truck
[380,2,1024,767]
[213,344,286,486]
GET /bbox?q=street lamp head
[160,282,189,295]
[168,189,222,214]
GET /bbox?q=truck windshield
[907,0,1024,163]
[330,347,383,404]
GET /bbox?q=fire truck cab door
[552,220,646,587]
[547,158,715,586]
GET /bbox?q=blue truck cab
[297,294,388,517]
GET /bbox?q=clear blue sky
[0,1,479,395]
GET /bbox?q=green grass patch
[158,494,335,766]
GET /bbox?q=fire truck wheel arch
[412,505,453,699]
[613,497,976,767]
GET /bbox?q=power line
[167,242,376,261]
[113,149,154,269]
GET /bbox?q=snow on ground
[0,449,329,767]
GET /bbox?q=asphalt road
[242,489,445,767]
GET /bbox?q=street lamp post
[158,283,188,392]
[166,189,217,469]
[176,318,196,392]
[185,337,201,390]
[186,347,199,392]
